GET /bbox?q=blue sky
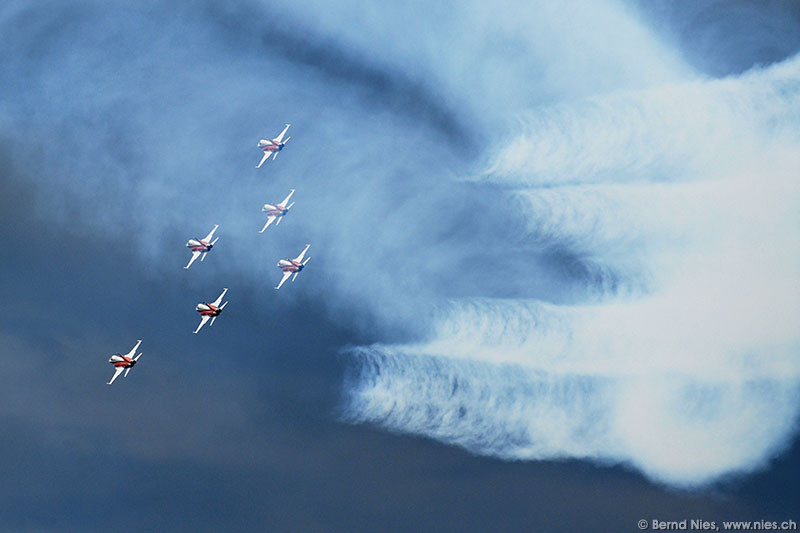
[1,0,799,530]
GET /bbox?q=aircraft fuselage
[196,303,222,316]
[259,140,285,153]
[187,239,212,252]
[278,259,303,272]
[262,204,288,216]
[109,354,135,368]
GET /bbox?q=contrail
[483,56,800,187]
[344,56,800,487]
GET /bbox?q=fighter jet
[107,339,143,385]
[256,124,291,168]
[185,224,219,269]
[275,244,310,290]
[259,189,296,233]
[194,288,228,334]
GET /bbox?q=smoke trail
[344,57,800,487]
[484,57,800,187]
[346,343,799,486]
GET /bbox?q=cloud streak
[345,54,800,486]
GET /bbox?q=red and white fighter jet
[259,189,296,233]
[194,288,228,334]
[185,224,219,269]
[275,244,310,290]
[107,339,143,385]
[256,124,291,168]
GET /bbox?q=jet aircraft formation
[108,124,308,384]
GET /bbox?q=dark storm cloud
[630,0,800,76]
[203,2,477,149]
[0,0,593,336]
[2,0,800,531]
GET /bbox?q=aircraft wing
[275,124,291,143]
[185,251,201,269]
[280,189,296,207]
[194,315,211,334]
[107,366,124,385]
[203,224,219,242]
[256,152,270,168]
[259,215,276,233]
[275,271,292,290]
[124,340,142,359]
[293,244,311,263]
[211,287,228,307]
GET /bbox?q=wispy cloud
[345,54,800,487]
